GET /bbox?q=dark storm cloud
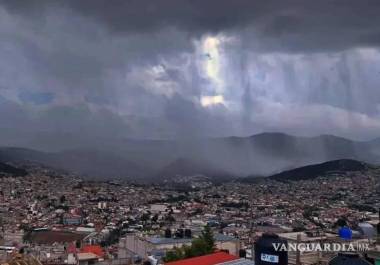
[3,0,380,52]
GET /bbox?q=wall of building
[119,235,148,258]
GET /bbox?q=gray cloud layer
[4,0,380,52]
[1,0,380,151]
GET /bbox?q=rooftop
[147,234,237,245]
[219,259,255,265]
[165,252,238,265]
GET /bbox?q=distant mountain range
[268,159,372,181]
[0,132,380,180]
[0,161,27,177]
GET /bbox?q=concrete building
[118,233,240,260]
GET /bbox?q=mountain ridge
[0,132,379,180]
[0,161,27,177]
[268,159,372,181]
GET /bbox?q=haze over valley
[1,132,380,180]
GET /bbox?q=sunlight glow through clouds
[198,35,232,108]
[203,36,222,88]
[200,95,225,107]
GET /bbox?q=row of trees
[163,226,215,262]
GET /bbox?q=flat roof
[219,258,255,265]
[278,232,336,241]
[29,230,87,244]
[165,252,238,265]
[147,234,237,245]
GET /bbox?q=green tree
[164,247,184,262]
[162,226,215,262]
[188,238,209,257]
[200,225,215,253]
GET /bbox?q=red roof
[80,245,104,257]
[165,252,238,265]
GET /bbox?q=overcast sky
[1,0,380,147]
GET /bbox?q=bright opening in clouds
[200,95,225,107]
[202,36,223,91]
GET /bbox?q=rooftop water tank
[339,227,352,240]
[358,222,375,239]
[254,233,288,265]
[329,253,371,265]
